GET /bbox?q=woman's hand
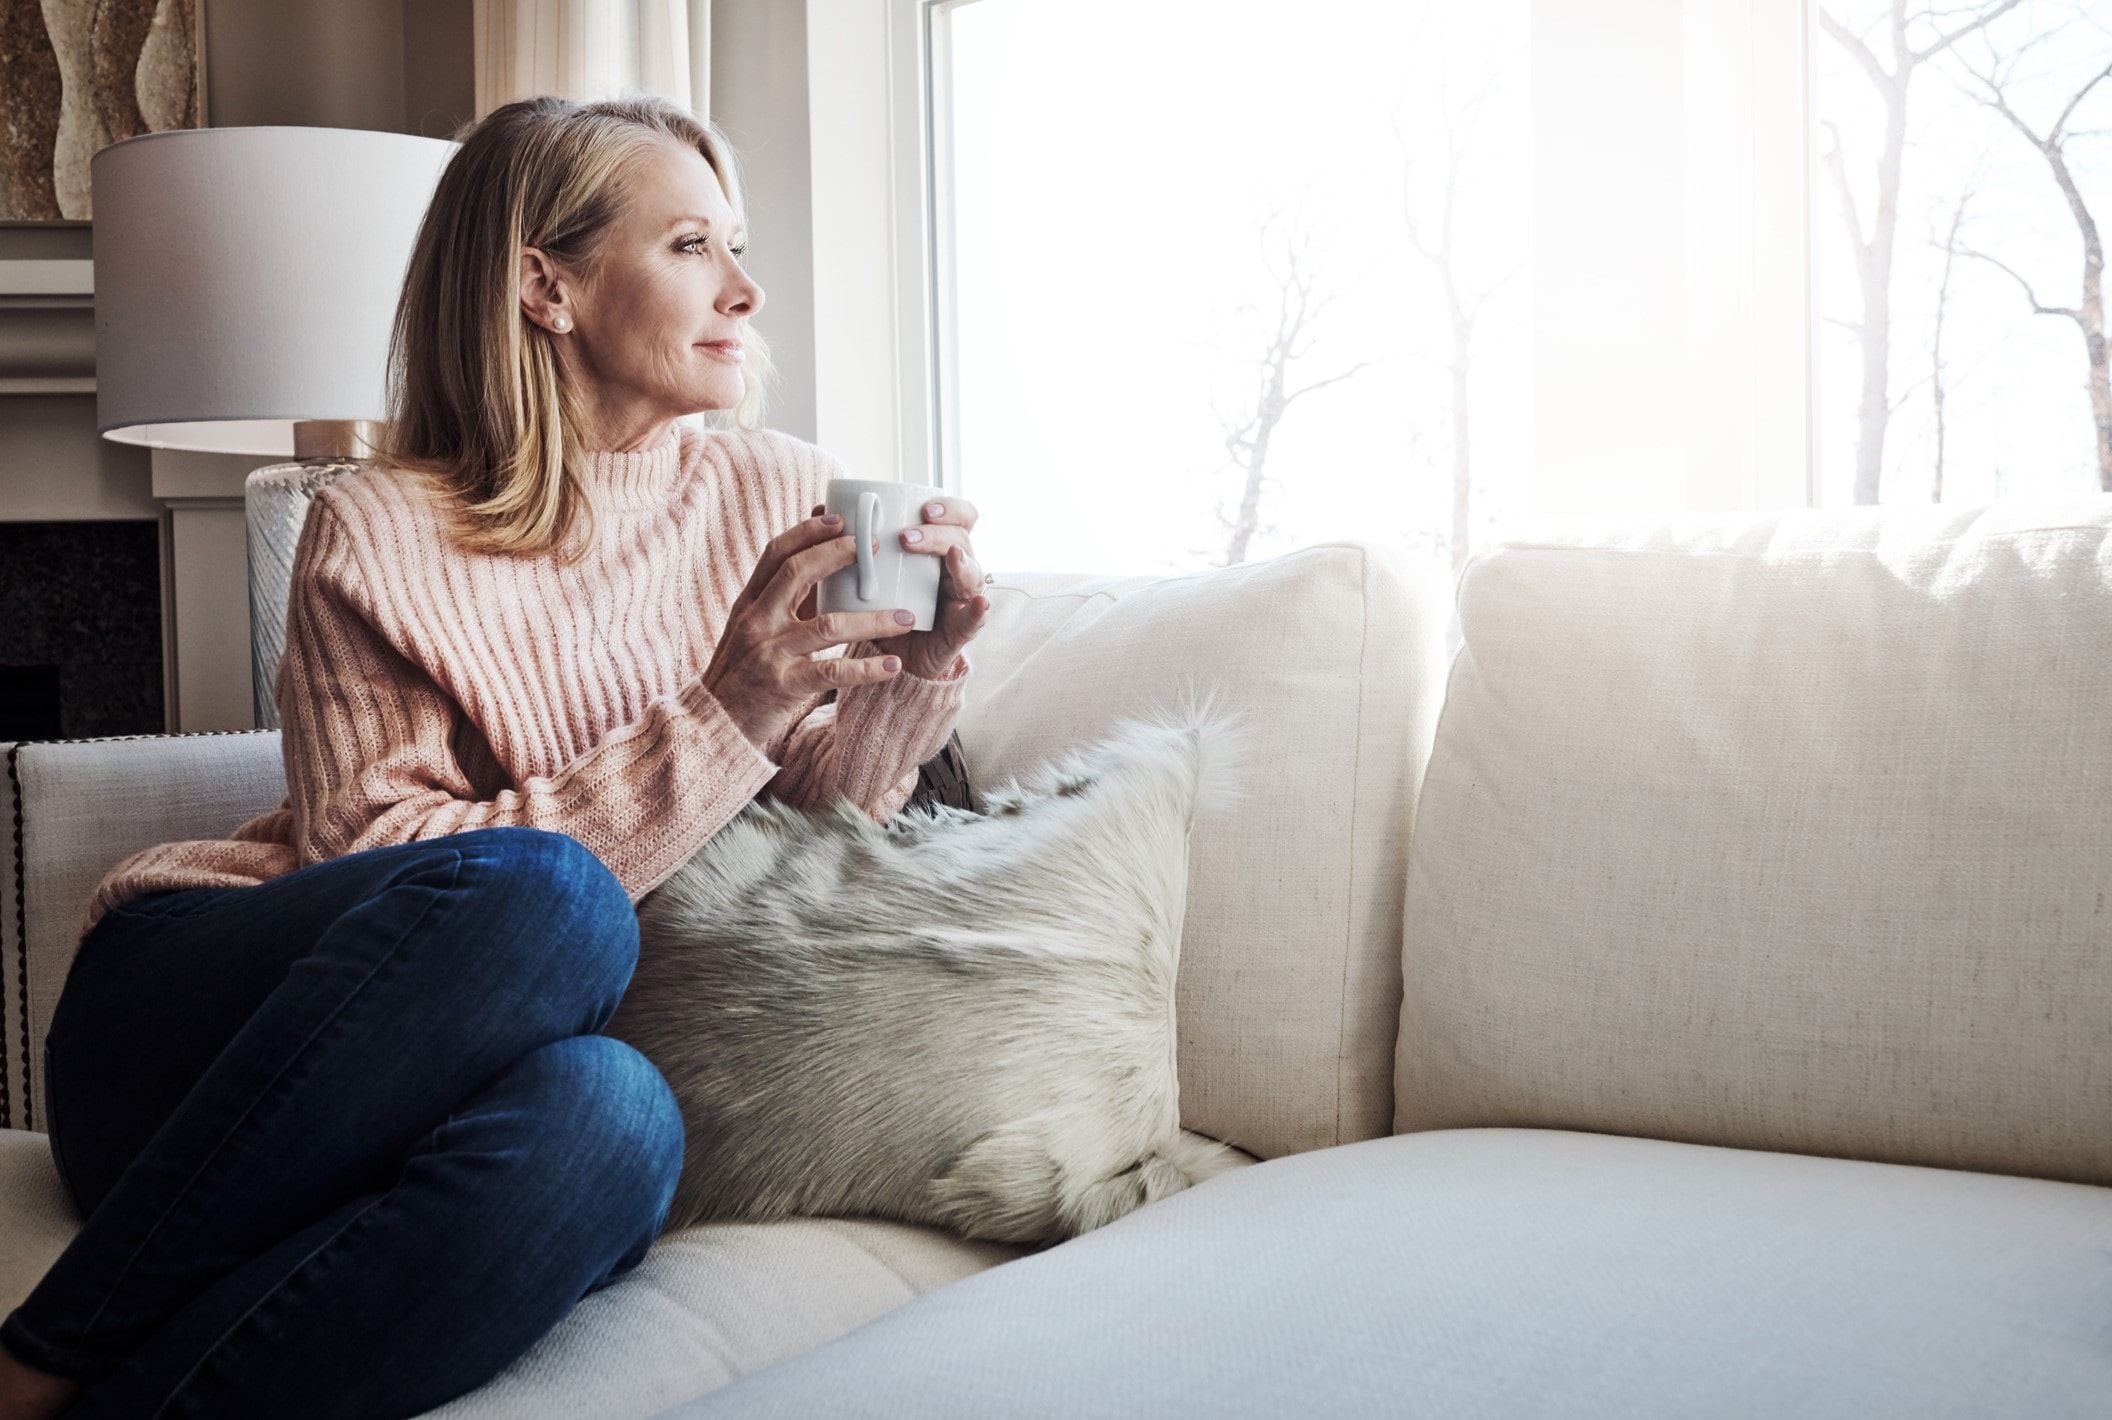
[710,516,920,751]
[807,496,991,680]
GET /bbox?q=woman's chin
[690,378,743,413]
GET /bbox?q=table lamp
[91,125,457,729]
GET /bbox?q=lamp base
[246,457,370,729]
[293,419,386,460]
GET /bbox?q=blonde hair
[376,95,775,563]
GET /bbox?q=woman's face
[522,135,764,445]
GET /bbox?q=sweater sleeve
[755,641,973,822]
[280,494,781,903]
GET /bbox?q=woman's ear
[518,245,568,330]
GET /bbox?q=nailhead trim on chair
[4,729,276,1131]
[6,743,20,1133]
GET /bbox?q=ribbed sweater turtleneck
[582,428,687,510]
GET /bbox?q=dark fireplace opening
[0,520,165,742]
[1,664,62,741]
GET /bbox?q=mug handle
[855,491,882,601]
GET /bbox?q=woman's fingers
[940,570,991,635]
[919,495,979,531]
[903,527,989,605]
[947,544,990,605]
[796,505,824,621]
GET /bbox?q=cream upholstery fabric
[413,1218,1023,1417]
[1,731,286,1134]
[6,1123,1247,1419]
[1394,495,2112,1185]
[656,1127,2112,1418]
[960,545,1452,1157]
[0,1122,1047,1418]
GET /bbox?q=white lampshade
[91,125,458,453]
[92,125,459,731]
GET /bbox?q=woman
[0,94,990,1419]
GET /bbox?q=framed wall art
[2,0,208,221]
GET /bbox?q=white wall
[710,0,927,486]
[709,0,820,442]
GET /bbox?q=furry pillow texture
[607,694,1256,1246]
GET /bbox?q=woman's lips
[699,341,745,363]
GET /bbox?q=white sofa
[5,499,2109,1417]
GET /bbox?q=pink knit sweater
[77,422,971,942]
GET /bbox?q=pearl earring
[552,314,570,332]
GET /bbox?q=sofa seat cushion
[0,1126,1038,1417]
[411,1214,1032,1418]
[659,1127,2112,1419]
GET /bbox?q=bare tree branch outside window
[1199,198,1373,569]
[1818,0,2028,505]
[1926,169,1980,501]
[1389,1,1528,581]
[1948,15,2112,490]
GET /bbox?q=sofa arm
[2,731,286,1133]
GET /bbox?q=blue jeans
[0,826,686,1418]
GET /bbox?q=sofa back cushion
[1393,494,2112,1185]
[966,544,1451,1160]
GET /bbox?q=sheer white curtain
[472,0,712,116]
[1530,0,1812,523]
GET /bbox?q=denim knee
[521,1034,685,1227]
[443,826,640,997]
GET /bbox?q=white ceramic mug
[816,478,946,632]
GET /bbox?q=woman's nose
[723,271,764,318]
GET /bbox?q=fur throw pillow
[607,697,1256,1246]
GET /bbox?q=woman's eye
[678,234,746,259]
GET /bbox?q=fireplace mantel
[0,257,93,395]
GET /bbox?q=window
[930,0,1530,580]
[905,0,2107,580]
